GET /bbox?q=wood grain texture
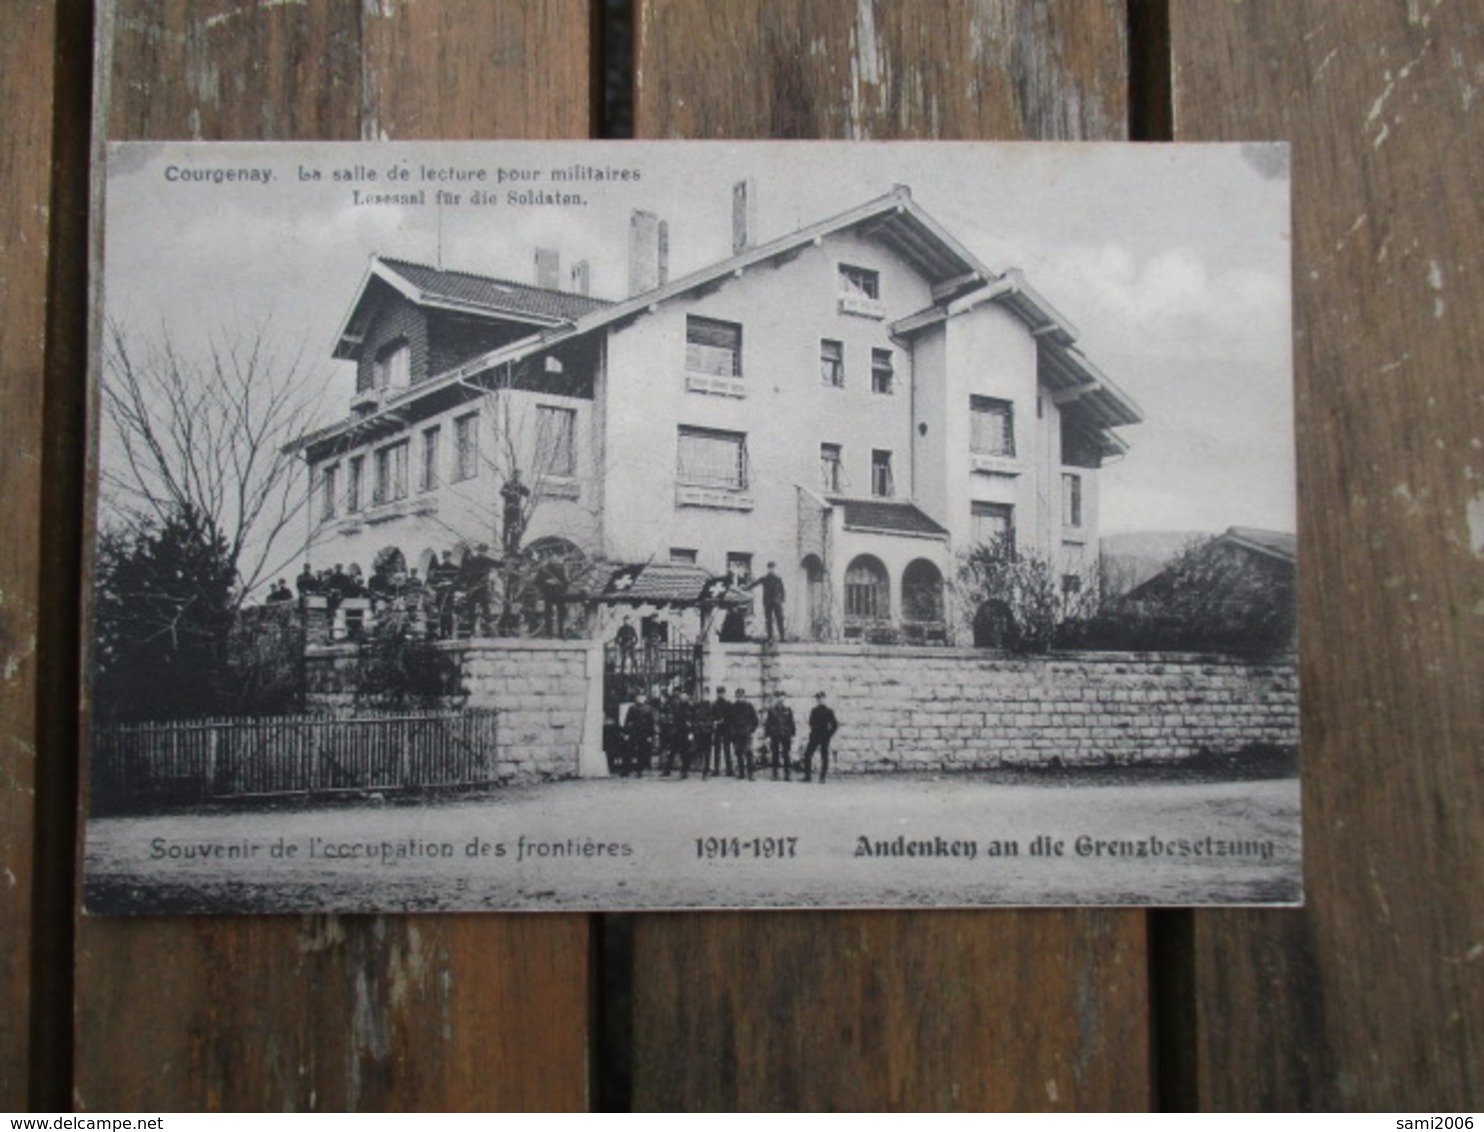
[635,0,1128,140]
[630,0,1148,1111]
[77,1,597,1111]
[633,911,1148,1111]
[1171,0,1484,1110]
[0,0,62,1111]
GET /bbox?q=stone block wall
[306,638,604,783]
[708,643,1299,772]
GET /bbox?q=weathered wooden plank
[0,0,64,1111]
[1171,0,1484,1110]
[635,0,1128,141]
[76,1,597,1111]
[630,0,1148,1111]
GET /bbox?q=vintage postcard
[84,140,1298,913]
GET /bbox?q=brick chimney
[732,177,757,253]
[628,210,669,296]
[535,247,560,290]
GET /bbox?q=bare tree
[101,318,331,602]
[398,354,604,636]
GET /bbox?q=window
[871,348,894,394]
[374,339,411,391]
[871,450,894,498]
[685,316,742,377]
[347,456,364,513]
[677,426,747,491]
[373,440,409,505]
[1062,472,1083,528]
[420,427,440,492]
[1062,574,1083,596]
[536,405,577,477]
[820,339,844,386]
[669,547,698,564]
[820,443,843,494]
[320,463,338,521]
[838,264,879,300]
[844,555,890,621]
[453,412,479,482]
[970,396,1015,456]
[970,501,1015,549]
[726,552,753,585]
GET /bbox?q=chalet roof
[379,258,612,322]
[313,185,1139,449]
[839,499,950,539]
[331,256,611,359]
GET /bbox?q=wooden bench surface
[1,0,1478,1111]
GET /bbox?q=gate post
[578,639,607,777]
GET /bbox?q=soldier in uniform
[625,696,659,777]
[764,691,797,780]
[692,690,715,780]
[803,691,839,783]
[710,686,732,777]
[730,687,759,781]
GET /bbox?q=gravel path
[84,773,1301,913]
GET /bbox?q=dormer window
[839,264,879,300]
[685,316,742,377]
[374,339,411,391]
[838,264,884,319]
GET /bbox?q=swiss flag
[605,564,644,595]
[700,575,733,603]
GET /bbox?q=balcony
[685,371,746,398]
[676,485,754,511]
[838,293,886,320]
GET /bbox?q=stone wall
[306,638,604,783]
[707,643,1298,772]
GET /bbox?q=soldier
[730,687,759,781]
[692,690,715,780]
[674,690,698,779]
[614,615,638,673]
[428,550,458,637]
[625,696,659,777]
[458,543,498,634]
[710,686,732,777]
[747,561,787,642]
[803,691,839,783]
[764,691,797,781]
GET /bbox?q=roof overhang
[332,259,570,360]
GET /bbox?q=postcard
[84,140,1298,912]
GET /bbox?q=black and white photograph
[84,140,1298,913]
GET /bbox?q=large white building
[297,184,1141,643]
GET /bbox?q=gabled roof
[316,185,1138,448]
[1221,527,1297,563]
[839,499,950,539]
[332,257,612,359]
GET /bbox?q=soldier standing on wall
[747,561,787,642]
[803,691,839,783]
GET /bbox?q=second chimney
[628,210,669,297]
[732,178,757,253]
[535,247,561,290]
[570,260,591,296]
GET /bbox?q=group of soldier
[274,546,517,637]
[607,686,839,783]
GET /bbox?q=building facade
[296,185,1141,642]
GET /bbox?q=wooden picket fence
[91,710,499,814]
